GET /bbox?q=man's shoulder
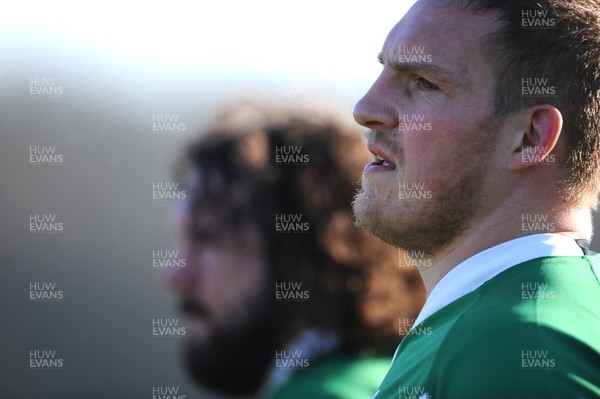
[269,354,391,399]
[431,254,600,397]
[434,315,600,397]
[376,255,600,398]
[479,253,600,294]
[441,254,600,351]
[418,255,600,340]
[460,254,600,325]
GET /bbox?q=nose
[353,72,399,130]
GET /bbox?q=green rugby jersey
[269,353,391,399]
[373,255,600,399]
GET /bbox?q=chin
[353,187,392,237]
[353,185,424,252]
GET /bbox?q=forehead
[381,0,499,83]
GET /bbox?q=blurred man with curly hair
[168,103,425,399]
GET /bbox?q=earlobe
[507,105,563,171]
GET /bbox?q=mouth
[180,297,210,319]
[365,143,397,172]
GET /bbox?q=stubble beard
[353,169,485,257]
[352,124,496,257]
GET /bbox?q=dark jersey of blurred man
[352,0,600,398]
[168,103,425,399]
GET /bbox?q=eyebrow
[377,52,459,80]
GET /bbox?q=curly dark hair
[179,102,425,354]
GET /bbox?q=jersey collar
[412,233,584,330]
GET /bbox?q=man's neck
[417,205,592,295]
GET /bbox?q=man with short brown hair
[353,0,600,397]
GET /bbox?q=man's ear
[507,104,563,171]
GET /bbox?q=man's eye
[416,77,439,91]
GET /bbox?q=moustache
[363,130,399,147]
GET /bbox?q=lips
[365,143,397,172]
[375,155,396,168]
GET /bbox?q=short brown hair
[462,0,600,205]
[180,102,425,353]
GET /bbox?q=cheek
[401,123,467,185]
[222,265,261,303]
[401,133,440,176]
[204,253,266,314]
